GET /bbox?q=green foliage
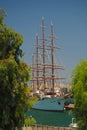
[0,10,23,62]
[71,60,87,130]
[29,96,38,108]
[0,57,31,129]
[24,116,36,126]
[0,8,7,25]
[0,9,32,130]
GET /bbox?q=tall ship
[31,18,74,112]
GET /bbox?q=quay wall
[22,125,77,130]
[0,124,77,130]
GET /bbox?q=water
[27,109,73,127]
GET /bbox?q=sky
[0,0,87,83]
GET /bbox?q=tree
[0,9,23,62]
[71,60,87,130]
[0,9,32,130]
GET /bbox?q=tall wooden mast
[51,23,55,96]
[36,34,39,89]
[32,54,34,90]
[42,17,46,89]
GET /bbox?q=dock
[22,124,77,130]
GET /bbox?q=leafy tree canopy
[0,21,23,62]
[71,60,87,130]
[0,9,35,130]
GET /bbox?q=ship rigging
[31,17,65,97]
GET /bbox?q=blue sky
[1,0,87,82]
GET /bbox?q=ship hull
[32,97,65,112]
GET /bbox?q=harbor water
[27,109,73,127]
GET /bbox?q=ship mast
[51,23,55,96]
[36,34,39,89]
[32,34,40,90]
[50,22,65,96]
[42,17,46,89]
[32,54,35,91]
